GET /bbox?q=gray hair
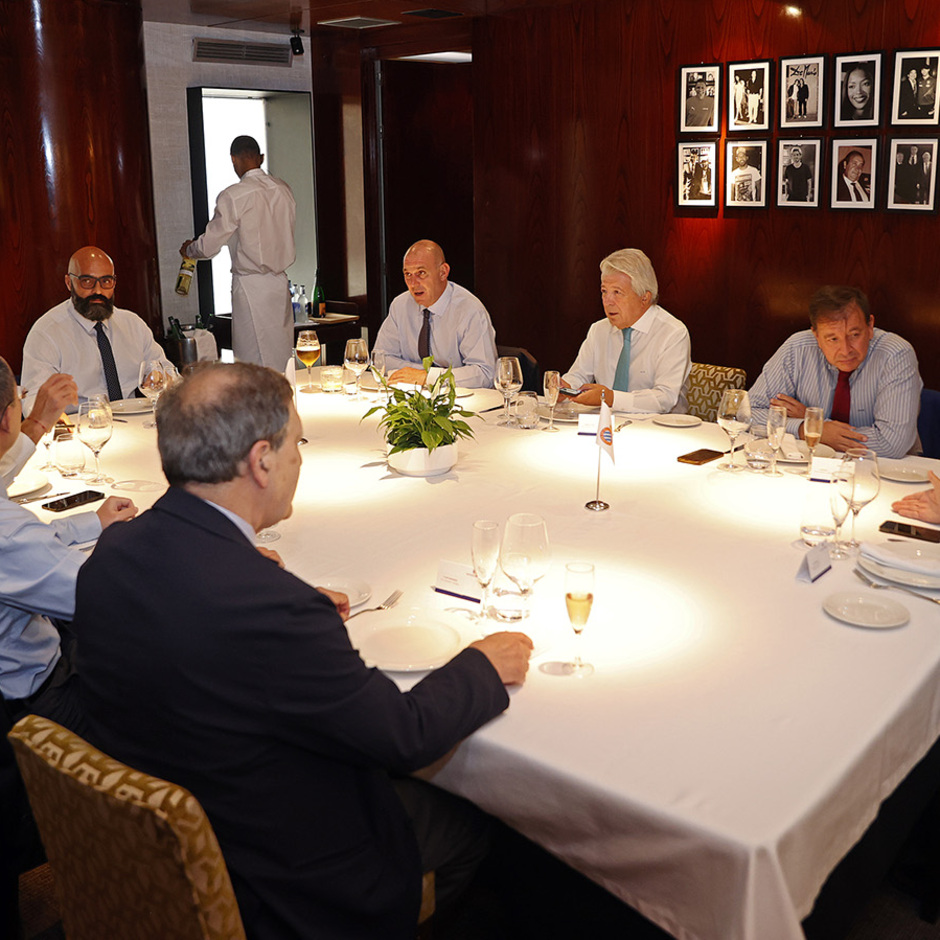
[157,361,293,487]
[0,357,14,414]
[599,249,659,303]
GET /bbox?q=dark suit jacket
[75,488,509,940]
[836,175,870,203]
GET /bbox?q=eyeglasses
[68,273,117,290]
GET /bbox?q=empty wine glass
[295,330,321,393]
[471,520,500,624]
[766,404,787,478]
[803,406,824,477]
[840,448,880,550]
[564,562,595,677]
[344,338,370,400]
[829,468,853,560]
[495,357,523,427]
[138,359,168,428]
[499,513,550,617]
[716,388,751,472]
[371,349,388,399]
[543,370,561,432]
[76,399,113,484]
[256,525,280,544]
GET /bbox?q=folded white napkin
[781,433,805,461]
[860,541,940,576]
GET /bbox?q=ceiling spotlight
[290,31,304,55]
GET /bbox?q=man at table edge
[748,285,922,458]
[561,248,691,413]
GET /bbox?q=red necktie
[831,370,852,423]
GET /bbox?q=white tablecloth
[28,383,940,940]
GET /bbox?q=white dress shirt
[563,304,691,413]
[0,434,36,489]
[21,300,172,411]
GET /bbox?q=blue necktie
[612,328,632,392]
[94,321,123,401]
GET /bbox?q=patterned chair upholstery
[686,362,747,423]
[7,715,246,940]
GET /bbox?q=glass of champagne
[564,562,595,677]
[543,370,561,432]
[76,399,113,484]
[495,356,523,426]
[344,338,370,400]
[138,359,168,428]
[840,448,880,550]
[829,468,853,560]
[716,388,751,472]
[803,406,824,477]
[471,520,500,624]
[766,404,787,477]
[499,513,550,617]
[295,330,321,393]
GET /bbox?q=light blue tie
[612,328,632,392]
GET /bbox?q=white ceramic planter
[387,443,457,477]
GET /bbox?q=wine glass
[138,359,168,428]
[564,562,595,677]
[295,330,321,393]
[256,525,280,544]
[344,338,370,400]
[803,406,824,477]
[716,388,751,472]
[829,468,853,560]
[471,520,500,623]
[37,425,55,471]
[76,399,113,484]
[839,448,880,550]
[495,357,523,426]
[371,349,388,399]
[543,370,561,432]
[499,513,550,616]
[766,404,787,478]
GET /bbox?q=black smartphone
[42,490,105,512]
[677,448,724,465]
[558,387,583,397]
[879,520,940,543]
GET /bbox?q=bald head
[65,246,116,321]
[402,240,450,308]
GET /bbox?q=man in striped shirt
[749,286,922,458]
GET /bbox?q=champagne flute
[344,338,370,400]
[76,399,113,484]
[295,330,321,393]
[499,513,550,617]
[803,406,824,477]
[829,468,853,560]
[840,448,880,550]
[138,359,168,428]
[495,356,523,426]
[766,404,787,478]
[716,388,751,472]
[543,370,561,432]
[471,520,500,624]
[564,562,595,677]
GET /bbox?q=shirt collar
[200,498,257,545]
[605,303,656,336]
[68,302,109,336]
[426,281,454,317]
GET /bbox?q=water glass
[55,434,85,477]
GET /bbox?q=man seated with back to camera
[74,360,533,939]
[748,285,923,458]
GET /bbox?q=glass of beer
[295,330,321,393]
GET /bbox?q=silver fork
[346,589,403,620]
[853,568,940,606]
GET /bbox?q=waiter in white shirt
[181,135,296,369]
[561,248,691,413]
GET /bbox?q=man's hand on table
[316,587,351,621]
[388,367,428,387]
[770,393,806,419]
[818,420,868,452]
[96,497,138,529]
[21,373,78,443]
[469,631,533,685]
[892,471,940,525]
[569,383,613,407]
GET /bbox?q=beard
[71,287,114,321]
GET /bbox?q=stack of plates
[858,540,940,592]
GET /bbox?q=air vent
[193,39,292,67]
[317,16,401,29]
[403,9,463,18]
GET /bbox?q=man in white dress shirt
[181,135,296,369]
[374,240,497,389]
[21,246,172,411]
[561,249,691,413]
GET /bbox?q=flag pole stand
[585,448,609,512]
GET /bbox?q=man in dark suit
[836,150,871,204]
[75,361,532,940]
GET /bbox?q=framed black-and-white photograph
[679,65,720,134]
[779,56,825,129]
[830,139,878,209]
[777,140,821,207]
[677,142,718,207]
[833,53,883,128]
[725,141,767,207]
[886,139,937,211]
[891,50,940,125]
[728,61,772,132]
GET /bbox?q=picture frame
[779,56,825,129]
[725,140,768,207]
[830,139,878,209]
[777,139,821,207]
[679,65,720,134]
[833,53,883,128]
[728,61,772,132]
[886,139,937,211]
[890,50,940,126]
[677,142,718,207]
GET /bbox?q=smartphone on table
[42,491,105,512]
[878,520,940,543]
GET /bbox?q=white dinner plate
[858,553,940,590]
[880,465,930,484]
[314,578,371,607]
[823,592,909,629]
[453,388,473,399]
[745,439,836,463]
[653,413,702,428]
[7,470,49,501]
[110,398,153,415]
[348,608,464,672]
[537,401,598,423]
